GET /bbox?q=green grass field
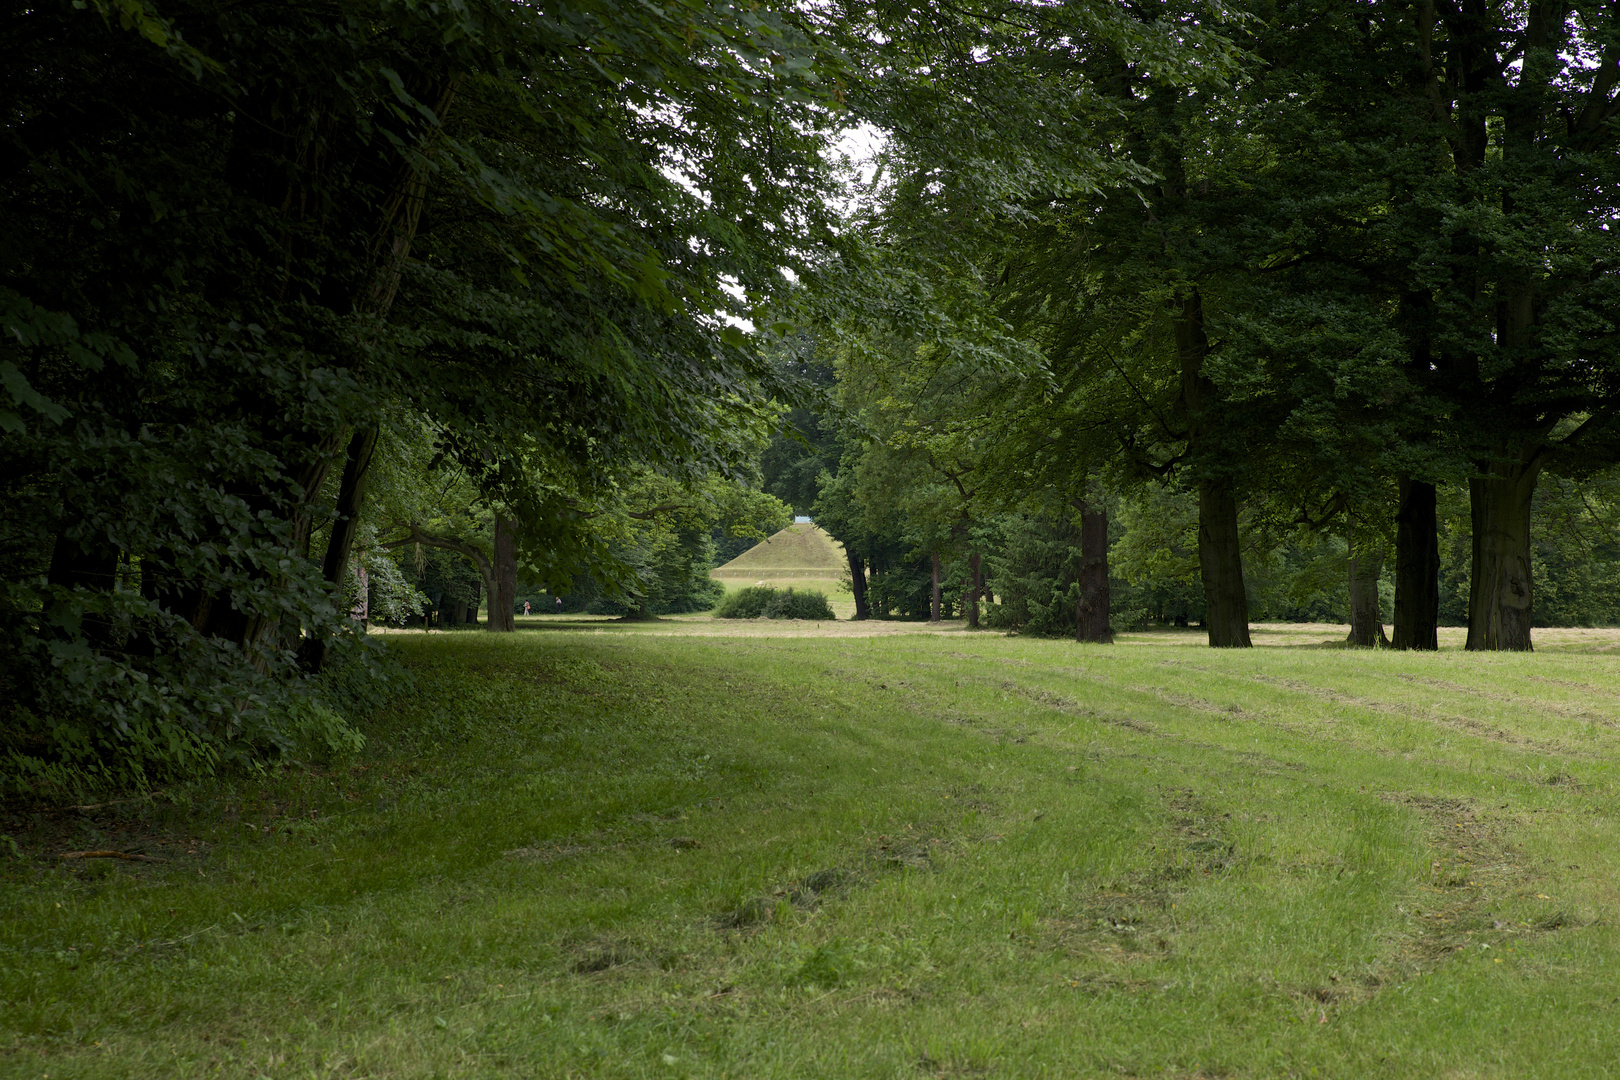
[5,623,1620,1078]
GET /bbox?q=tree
[1249,0,1620,650]
[1,0,845,794]
[795,0,1243,637]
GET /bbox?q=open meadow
[5,622,1620,1078]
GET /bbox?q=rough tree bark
[930,553,942,623]
[1466,456,1541,651]
[490,515,517,632]
[1392,477,1440,650]
[1345,534,1389,648]
[1076,504,1112,643]
[1176,286,1252,648]
[847,549,870,621]
[1197,480,1252,648]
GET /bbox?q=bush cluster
[713,586,835,620]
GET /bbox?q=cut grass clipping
[712,584,834,619]
[8,626,1620,1078]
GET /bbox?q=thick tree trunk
[1392,477,1440,650]
[963,552,982,629]
[1077,506,1112,643]
[1345,537,1389,648]
[930,553,942,623]
[1197,479,1252,648]
[1175,285,1249,648]
[490,515,517,632]
[1465,458,1541,651]
[847,549,870,620]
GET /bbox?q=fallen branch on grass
[58,850,168,864]
[68,793,165,811]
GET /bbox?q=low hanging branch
[385,523,496,603]
[384,523,494,581]
[624,502,689,521]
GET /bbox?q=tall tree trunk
[490,515,517,632]
[298,426,379,672]
[296,78,462,667]
[1077,505,1112,643]
[1345,535,1389,648]
[321,428,378,586]
[1392,477,1440,650]
[1175,285,1251,648]
[965,551,982,629]
[1197,479,1252,648]
[930,553,942,623]
[848,549,870,621]
[1466,457,1541,651]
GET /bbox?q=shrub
[714,586,775,618]
[714,586,834,620]
[765,589,835,620]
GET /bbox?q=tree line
[3,0,1618,795]
[789,0,1620,654]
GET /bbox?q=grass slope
[712,523,846,579]
[5,627,1620,1078]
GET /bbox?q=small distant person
[555,597,563,614]
[523,600,531,616]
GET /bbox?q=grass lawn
[5,623,1620,1077]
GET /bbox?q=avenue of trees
[4,0,1620,794]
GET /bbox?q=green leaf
[0,362,69,425]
